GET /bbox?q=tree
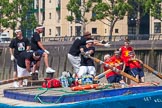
[145,0,162,21]
[0,0,38,37]
[92,0,131,41]
[128,0,161,35]
[66,0,93,35]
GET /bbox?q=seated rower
[103,50,125,86]
[128,51,145,83]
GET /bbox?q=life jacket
[42,78,61,88]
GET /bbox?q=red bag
[42,78,61,88]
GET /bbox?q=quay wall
[0,40,162,80]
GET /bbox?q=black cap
[33,51,42,58]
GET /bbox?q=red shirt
[120,46,133,66]
[128,60,141,69]
[111,55,123,70]
[104,55,123,78]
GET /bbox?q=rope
[34,88,53,104]
[34,87,90,104]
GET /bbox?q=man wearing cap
[30,25,55,73]
[9,29,30,87]
[68,31,111,75]
[17,51,41,87]
[104,50,125,84]
[77,38,96,78]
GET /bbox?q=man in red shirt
[128,51,145,83]
[119,39,134,84]
[104,50,125,84]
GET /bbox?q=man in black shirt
[17,51,41,87]
[68,32,90,76]
[9,29,30,87]
[68,31,111,76]
[78,38,96,78]
[30,25,55,73]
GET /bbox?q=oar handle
[0,76,31,85]
[143,64,162,79]
[94,69,111,80]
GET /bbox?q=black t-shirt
[9,37,30,59]
[17,51,39,68]
[69,37,87,56]
[31,32,41,51]
[80,45,95,66]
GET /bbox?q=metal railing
[41,34,162,42]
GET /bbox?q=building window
[115,29,119,33]
[75,11,81,23]
[75,26,81,36]
[70,26,72,36]
[154,5,161,19]
[78,0,81,6]
[128,27,136,34]
[154,22,161,33]
[49,13,51,19]
[49,29,51,35]
[42,28,45,36]
[92,28,97,34]
[105,29,107,33]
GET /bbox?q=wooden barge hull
[1,86,162,108]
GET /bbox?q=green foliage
[93,0,131,21]
[92,0,131,39]
[66,0,92,24]
[66,16,74,22]
[0,0,38,31]
[92,3,110,20]
[145,0,162,20]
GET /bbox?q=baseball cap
[104,54,111,60]
[15,29,21,34]
[33,51,42,58]
[86,38,94,43]
[86,40,94,43]
[36,25,44,29]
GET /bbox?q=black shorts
[124,66,131,75]
[107,75,122,83]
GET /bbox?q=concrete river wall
[0,40,162,80]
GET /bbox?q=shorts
[67,53,81,73]
[78,66,96,78]
[130,68,144,78]
[107,74,122,83]
[36,50,44,55]
[13,59,17,72]
[17,65,31,77]
[124,66,131,74]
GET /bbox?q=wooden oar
[0,76,31,85]
[94,69,111,80]
[143,64,162,79]
[87,56,139,83]
[130,58,162,79]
